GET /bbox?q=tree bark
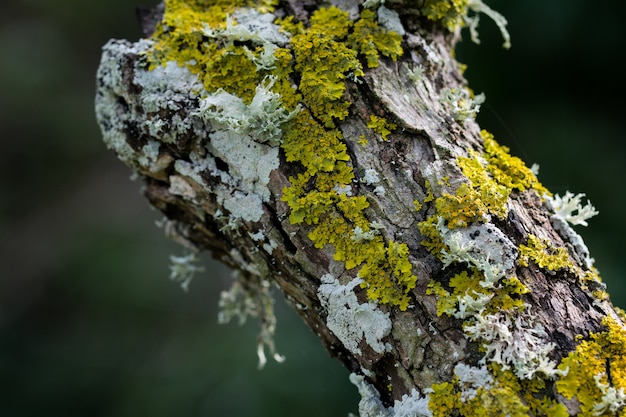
[95,1,626,415]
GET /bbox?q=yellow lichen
[421,0,470,32]
[518,235,570,271]
[480,130,550,197]
[347,9,403,68]
[366,115,397,141]
[427,268,528,318]
[555,316,626,417]
[429,364,568,417]
[277,6,412,309]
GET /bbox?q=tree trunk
[95,1,626,415]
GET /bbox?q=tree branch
[95,1,626,415]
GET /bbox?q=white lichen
[349,373,432,417]
[453,363,493,401]
[406,65,425,83]
[437,219,517,288]
[196,76,299,146]
[208,129,280,222]
[463,309,559,379]
[592,373,626,416]
[362,168,381,185]
[440,87,485,122]
[352,226,380,242]
[466,0,511,49]
[169,251,204,292]
[349,373,392,417]
[391,388,432,417]
[548,191,599,227]
[318,275,392,356]
[218,274,285,369]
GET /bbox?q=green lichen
[518,234,571,271]
[555,316,626,416]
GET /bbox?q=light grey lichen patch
[453,363,493,401]
[169,251,204,292]
[209,130,279,222]
[391,388,432,417]
[437,219,517,288]
[195,77,299,147]
[218,273,285,369]
[133,60,206,144]
[349,373,432,417]
[377,6,405,36]
[204,8,290,47]
[463,309,559,379]
[171,129,279,224]
[96,39,207,175]
[318,274,392,356]
[349,373,392,417]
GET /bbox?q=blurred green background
[1,0,624,416]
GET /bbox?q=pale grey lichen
[318,275,392,356]
[195,77,299,147]
[208,129,279,222]
[349,373,393,417]
[169,251,204,292]
[440,87,485,123]
[218,273,285,369]
[377,6,405,36]
[592,373,626,415]
[548,191,599,227]
[453,363,493,401]
[466,0,511,49]
[463,309,559,379]
[349,373,432,417]
[437,219,517,288]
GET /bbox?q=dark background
[1,1,624,416]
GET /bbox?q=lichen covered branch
[96,1,626,415]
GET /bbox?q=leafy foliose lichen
[418,130,549,258]
[145,0,412,309]
[277,6,414,310]
[518,234,571,272]
[366,115,397,141]
[421,0,511,49]
[555,316,626,417]
[428,363,568,417]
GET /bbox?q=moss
[518,234,570,271]
[555,316,626,416]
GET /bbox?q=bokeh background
[1,0,624,416]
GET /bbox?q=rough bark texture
[95,1,626,415]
